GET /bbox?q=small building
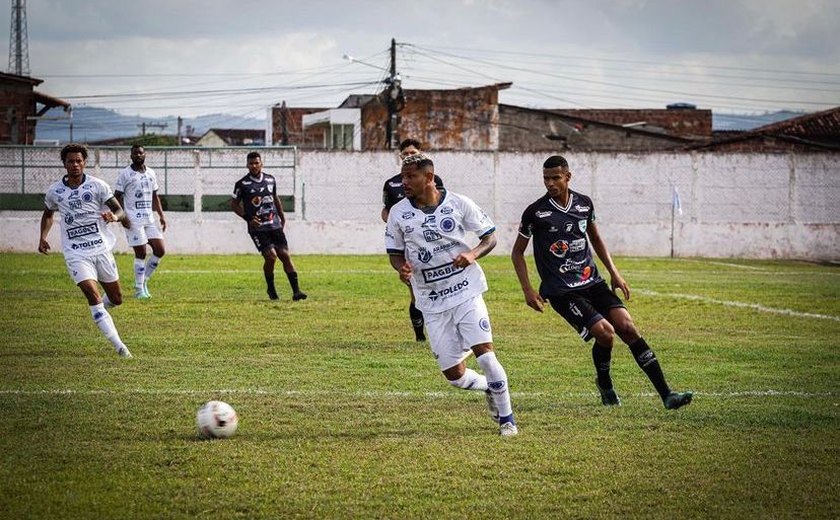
[686,106,840,152]
[196,128,266,147]
[0,72,70,144]
[268,101,328,148]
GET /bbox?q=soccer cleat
[596,379,622,406]
[499,421,518,437]
[267,288,279,300]
[134,288,150,300]
[414,332,426,342]
[142,282,151,298]
[484,390,500,424]
[116,346,133,359]
[292,291,308,301]
[664,391,693,410]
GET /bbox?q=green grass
[1,253,838,519]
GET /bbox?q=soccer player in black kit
[511,155,692,410]
[381,139,443,341]
[231,151,306,301]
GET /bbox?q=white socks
[133,258,146,291]
[448,368,488,391]
[90,303,128,354]
[145,254,161,282]
[476,351,513,418]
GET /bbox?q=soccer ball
[196,400,239,439]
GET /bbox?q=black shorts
[249,228,288,253]
[547,281,625,342]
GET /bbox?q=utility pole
[176,116,183,145]
[8,0,30,76]
[138,121,167,136]
[383,37,404,149]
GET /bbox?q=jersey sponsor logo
[578,220,587,233]
[432,241,459,254]
[421,262,465,283]
[440,206,453,214]
[423,229,442,242]
[71,237,104,250]
[427,279,469,301]
[69,200,82,210]
[56,187,66,194]
[388,181,402,188]
[69,191,79,200]
[421,215,436,228]
[536,210,552,218]
[67,222,99,239]
[417,247,433,264]
[404,225,414,234]
[134,190,143,198]
[64,214,74,225]
[479,317,491,332]
[550,240,569,258]
[242,181,252,185]
[135,200,152,209]
[401,211,415,220]
[570,238,587,252]
[384,228,395,240]
[574,205,590,212]
[558,258,587,274]
[440,217,456,232]
[251,196,262,207]
[565,222,573,232]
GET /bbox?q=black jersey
[518,190,603,296]
[382,172,444,211]
[232,172,282,231]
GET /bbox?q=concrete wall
[2,150,838,260]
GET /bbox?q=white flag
[672,186,683,216]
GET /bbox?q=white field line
[637,289,840,322]
[676,259,767,270]
[0,388,832,398]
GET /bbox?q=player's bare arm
[389,254,412,285]
[511,234,545,312]
[38,208,55,254]
[152,190,167,232]
[103,197,126,225]
[587,221,630,300]
[230,198,259,229]
[114,191,131,228]
[453,232,497,268]
[273,195,286,228]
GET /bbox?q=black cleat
[292,291,308,301]
[596,379,622,406]
[267,288,279,300]
[664,391,693,410]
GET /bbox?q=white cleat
[499,421,518,437]
[117,346,133,359]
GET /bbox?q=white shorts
[425,295,494,371]
[65,252,119,284]
[125,222,163,247]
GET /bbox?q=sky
[3,0,839,120]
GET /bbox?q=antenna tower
[8,0,30,76]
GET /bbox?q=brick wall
[0,84,35,144]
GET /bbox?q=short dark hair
[399,138,422,152]
[543,155,569,170]
[60,143,88,162]
[246,151,261,161]
[131,144,144,152]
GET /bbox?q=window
[328,124,354,150]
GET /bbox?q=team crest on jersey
[417,247,432,263]
[578,220,587,233]
[479,317,491,332]
[423,229,442,242]
[440,217,456,232]
[401,211,415,220]
[550,240,569,258]
[64,214,74,225]
[82,192,93,202]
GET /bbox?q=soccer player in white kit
[39,144,132,358]
[114,144,167,299]
[385,154,517,436]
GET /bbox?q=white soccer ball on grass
[196,400,239,439]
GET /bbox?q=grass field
[1,253,838,519]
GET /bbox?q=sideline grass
[1,253,838,519]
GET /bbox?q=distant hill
[712,110,805,132]
[34,105,266,144]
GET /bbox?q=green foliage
[0,254,838,519]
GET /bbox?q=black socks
[629,338,671,400]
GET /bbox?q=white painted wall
[2,150,838,260]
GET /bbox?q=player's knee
[591,322,615,346]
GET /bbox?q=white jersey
[115,165,159,225]
[44,174,117,261]
[385,190,495,314]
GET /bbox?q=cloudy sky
[3,0,838,119]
